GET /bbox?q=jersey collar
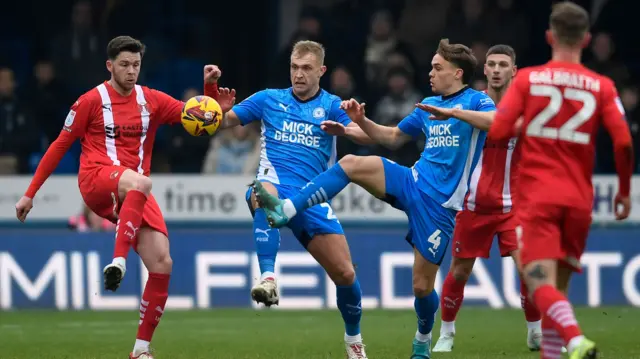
[291,87,322,103]
[441,86,469,100]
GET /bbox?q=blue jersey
[232,88,352,187]
[397,87,496,210]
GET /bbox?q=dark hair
[486,44,516,64]
[549,1,590,46]
[107,36,145,60]
[436,39,478,84]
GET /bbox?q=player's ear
[455,68,463,82]
[512,65,517,78]
[106,59,113,73]
[320,65,327,76]
[545,30,555,47]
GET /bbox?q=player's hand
[321,121,347,136]
[216,87,236,113]
[15,196,33,223]
[204,64,221,84]
[614,193,631,221]
[415,103,454,120]
[340,99,366,124]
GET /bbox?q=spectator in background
[620,86,639,172]
[486,0,529,58]
[329,65,370,158]
[585,32,630,87]
[68,203,116,232]
[445,0,492,47]
[364,9,415,101]
[201,122,260,175]
[51,0,105,93]
[163,88,212,173]
[372,67,423,167]
[30,60,71,145]
[0,67,39,174]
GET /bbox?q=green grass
[0,307,638,358]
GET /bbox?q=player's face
[290,52,326,99]
[484,54,516,90]
[429,54,462,95]
[106,51,141,91]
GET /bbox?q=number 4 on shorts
[428,229,442,250]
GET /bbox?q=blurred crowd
[0,0,637,178]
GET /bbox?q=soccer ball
[181,95,222,136]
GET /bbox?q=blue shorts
[245,182,344,248]
[382,158,456,265]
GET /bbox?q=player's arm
[488,73,527,140]
[224,90,267,129]
[327,99,376,145]
[17,99,91,221]
[602,84,635,219]
[341,99,412,149]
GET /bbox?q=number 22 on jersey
[526,84,596,144]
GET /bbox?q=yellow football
[181,95,222,136]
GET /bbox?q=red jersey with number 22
[488,61,632,211]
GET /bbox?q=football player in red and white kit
[14,36,235,359]
[422,3,634,359]
[431,45,542,353]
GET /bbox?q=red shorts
[518,203,592,273]
[452,210,518,258]
[78,166,168,244]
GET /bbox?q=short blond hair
[291,40,325,65]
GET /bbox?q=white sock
[415,329,431,343]
[282,199,297,218]
[344,333,362,343]
[440,320,455,335]
[527,320,542,331]
[133,339,150,355]
[261,271,276,281]
[112,256,126,270]
[567,335,585,353]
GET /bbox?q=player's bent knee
[413,274,435,297]
[451,258,474,282]
[147,252,173,274]
[119,170,153,196]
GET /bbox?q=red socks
[532,285,582,345]
[440,272,466,322]
[520,279,541,322]
[137,272,170,342]
[114,190,147,259]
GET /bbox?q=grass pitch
[0,307,638,358]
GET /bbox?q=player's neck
[442,83,467,97]
[293,86,321,102]
[486,86,505,104]
[108,79,134,97]
[551,47,582,64]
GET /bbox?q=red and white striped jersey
[464,136,520,213]
[66,82,183,176]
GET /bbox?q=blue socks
[415,290,439,336]
[337,278,363,336]
[290,163,351,213]
[253,208,280,274]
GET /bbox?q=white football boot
[250,275,279,307]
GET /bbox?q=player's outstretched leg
[433,257,475,352]
[130,227,172,359]
[411,248,440,359]
[104,169,151,292]
[248,183,281,307]
[253,155,382,228]
[525,261,597,359]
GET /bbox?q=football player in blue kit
[253,39,496,359]
[212,40,374,359]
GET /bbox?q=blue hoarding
[0,227,639,310]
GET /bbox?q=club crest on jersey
[313,107,325,119]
